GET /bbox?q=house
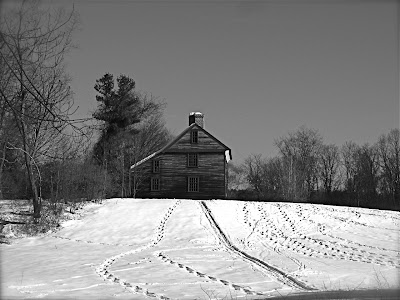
[130,112,232,199]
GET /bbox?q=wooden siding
[135,152,226,199]
[166,129,227,152]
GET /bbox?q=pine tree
[92,73,167,197]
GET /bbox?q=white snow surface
[1,199,399,299]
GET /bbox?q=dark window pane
[153,160,160,173]
[188,176,199,192]
[151,178,160,191]
[191,131,198,143]
[188,153,198,167]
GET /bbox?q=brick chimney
[189,112,204,128]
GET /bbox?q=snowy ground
[1,198,399,299]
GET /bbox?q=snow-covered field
[1,199,399,299]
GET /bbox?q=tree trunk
[20,91,41,218]
[0,142,6,200]
[25,154,40,218]
[0,103,7,200]
[128,150,132,197]
[56,168,60,202]
[103,160,107,199]
[121,144,125,198]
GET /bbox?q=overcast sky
[4,0,399,163]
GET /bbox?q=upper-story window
[153,159,160,173]
[187,153,198,167]
[191,130,198,144]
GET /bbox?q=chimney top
[189,112,204,128]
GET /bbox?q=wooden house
[130,112,232,199]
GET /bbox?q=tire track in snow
[95,200,182,299]
[199,201,316,291]
[155,252,264,296]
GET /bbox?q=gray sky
[7,0,400,163]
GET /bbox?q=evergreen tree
[92,73,168,197]
[93,73,140,137]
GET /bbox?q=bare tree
[243,154,265,199]
[318,144,340,196]
[275,126,323,201]
[354,144,380,206]
[0,98,16,199]
[0,0,79,218]
[263,157,284,200]
[341,141,359,196]
[227,162,248,192]
[129,110,173,197]
[0,25,20,199]
[377,129,400,205]
[242,154,285,200]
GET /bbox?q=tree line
[0,1,172,218]
[229,126,399,210]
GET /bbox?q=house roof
[130,123,232,170]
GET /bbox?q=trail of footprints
[290,203,400,253]
[156,252,264,297]
[241,203,399,268]
[95,247,168,299]
[94,200,182,299]
[54,201,181,248]
[306,204,398,232]
[275,204,399,266]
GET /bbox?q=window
[187,153,198,167]
[151,178,160,191]
[188,176,199,192]
[153,159,160,173]
[191,130,198,143]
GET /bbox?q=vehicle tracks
[199,201,316,291]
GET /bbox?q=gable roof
[130,123,232,170]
